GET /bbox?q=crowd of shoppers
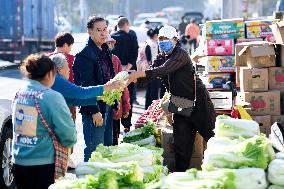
[10,13,214,188]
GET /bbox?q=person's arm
[129,36,139,70]
[145,45,152,62]
[52,75,104,99]
[65,96,98,107]
[46,92,77,148]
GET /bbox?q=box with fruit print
[245,20,275,39]
[202,56,235,73]
[241,91,281,116]
[269,67,284,90]
[252,115,271,137]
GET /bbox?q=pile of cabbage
[123,121,159,147]
[161,115,277,189]
[99,71,129,106]
[49,143,167,189]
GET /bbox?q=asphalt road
[0,67,146,169]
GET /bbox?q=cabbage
[142,165,165,183]
[130,135,156,147]
[99,71,129,106]
[75,161,144,183]
[268,159,284,186]
[215,118,260,138]
[203,135,275,170]
[89,143,162,166]
[123,123,157,144]
[163,168,267,189]
[276,152,284,159]
[268,185,284,189]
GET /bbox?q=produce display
[164,168,267,189]
[123,121,160,147]
[135,100,164,128]
[214,115,260,138]
[99,71,129,106]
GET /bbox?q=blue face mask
[158,40,175,53]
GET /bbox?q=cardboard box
[240,91,281,116]
[240,67,268,92]
[275,44,284,67]
[236,66,246,88]
[269,67,284,90]
[271,115,284,129]
[206,39,234,56]
[205,19,245,39]
[161,127,204,158]
[252,115,272,137]
[203,56,235,72]
[270,20,284,44]
[281,91,284,114]
[238,42,276,68]
[209,91,232,110]
[236,38,263,44]
[204,73,232,89]
[245,20,274,39]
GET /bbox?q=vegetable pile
[135,100,164,128]
[99,71,129,106]
[123,121,160,147]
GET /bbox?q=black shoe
[133,100,140,105]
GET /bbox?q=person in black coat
[129,25,216,172]
[111,17,139,132]
[73,16,115,161]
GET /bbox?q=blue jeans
[81,106,113,162]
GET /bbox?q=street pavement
[0,67,147,169]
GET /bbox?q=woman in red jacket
[106,35,131,145]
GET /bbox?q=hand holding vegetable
[103,80,124,92]
[92,112,103,127]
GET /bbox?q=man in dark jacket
[111,17,139,132]
[73,16,115,161]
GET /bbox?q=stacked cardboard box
[236,40,281,136]
[201,19,245,90]
[161,125,204,171]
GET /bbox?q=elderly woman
[50,53,122,124]
[129,26,216,172]
[12,54,77,189]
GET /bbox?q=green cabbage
[89,143,162,166]
[203,135,275,170]
[163,168,267,189]
[99,71,129,106]
[214,117,260,138]
[123,123,156,143]
[268,159,284,186]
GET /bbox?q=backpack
[136,42,150,71]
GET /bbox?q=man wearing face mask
[129,25,216,172]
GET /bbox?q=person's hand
[128,71,140,84]
[125,63,133,71]
[92,112,103,127]
[104,80,124,91]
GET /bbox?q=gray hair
[49,53,67,71]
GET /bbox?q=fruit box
[240,67,268,92]
[270,20,284,44]
[269,67,284,90]
[204,73,232,89]
[161,126,204,158]
[238,42,276,68]
[241,91,281,116]
[245,20,274,39]
[252,115,271,137]
[203,56,235,73]
[236,66,246,88]
[206,39,234,56]
[205,19,245,39]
